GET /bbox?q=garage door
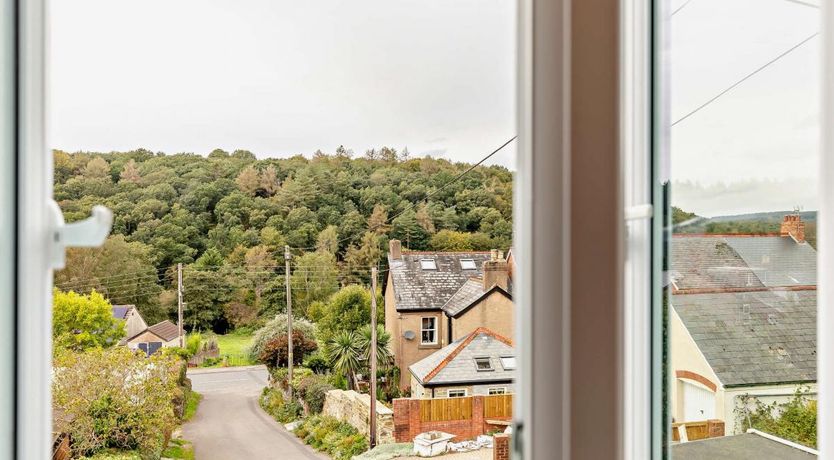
[682,380,715,422]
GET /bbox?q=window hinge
[48,200,113,269]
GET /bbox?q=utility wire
[672,32,819,127]
[782,0,819,8]
[672,0,694,16]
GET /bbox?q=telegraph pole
[285,245,294,398]
[369,266,378,448]
[177,263,184,347]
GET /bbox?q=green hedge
[294,415,368,460]
[259,387,302,423]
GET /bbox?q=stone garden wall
[322,389,395,444]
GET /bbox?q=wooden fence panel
[484,395,513,418]
[419,397,473,422]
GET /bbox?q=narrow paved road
[182,365,328,460]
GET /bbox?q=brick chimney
[780,214,806,243]
[483,249,509,290]
[389,239,402,259]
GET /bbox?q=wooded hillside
[53,147,513,332]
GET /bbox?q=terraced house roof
[387,252,493,311]
[673,289,816,386]
[671,235,817,291]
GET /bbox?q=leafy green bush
[53,347,180,459]
[303,350,331,374]
[185,333,202,357]
[735,388,817,447]
[259,387,302,423]
[250,314,316,362]
[294,415,368,460]
[296,374,335,414]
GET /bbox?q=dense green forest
[53,147,513,332]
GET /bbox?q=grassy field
[209,333,255,367]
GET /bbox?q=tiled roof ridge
[673,233,782,238]
[673,285,817,295]
[423,327,513,383]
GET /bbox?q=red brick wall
[494,433,510,460]
[393,395,508,443]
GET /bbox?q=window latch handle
[625,204,653,221]
[48,200,113,270]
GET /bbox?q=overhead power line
[287,135,518,252]
[672,32,818,127]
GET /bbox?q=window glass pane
[420,259,438,270]
[460,259,477,270]
[665,0,819,452]
[500,356,516,370]
[475,357,493,371]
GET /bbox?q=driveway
[182,365,328,460]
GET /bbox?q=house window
[419,259,437,270]
[474,357,493,371]
[421,317,437,344]
[499,356,516,370]
[447,389,467,398]
[460,259,477,270]
[488,387,507,395]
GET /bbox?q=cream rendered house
[670,215,817,434]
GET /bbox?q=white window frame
[420,317,437,345]
[488,387,507,395]
[500,356,516,370]
[820,2,834,455]
[447,388,467,398]
[474,357,494,371]
[419,259,437,270]
[460,259,477,270]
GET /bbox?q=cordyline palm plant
[327,330,362,390]
[357,324,394,372]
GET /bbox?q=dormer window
[460,259,477,270]
[420,259,437,270]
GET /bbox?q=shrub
[303,350,331,374]
[259,387,302,423]
[257,329,318,370]
[735,388,817,447]
[185,333,202,357]
[294,415,368,460]
[53,347,180,458]
[297,374,335,415]
[250,314,315,362]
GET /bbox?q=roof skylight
[420,259,437,270]
[460,259,477,270]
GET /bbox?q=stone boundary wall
[322,389,395,444]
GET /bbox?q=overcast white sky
[50,0,820,217]
[49,0,517,167]
[670,0,820,216]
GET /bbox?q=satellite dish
[403,330,416,340]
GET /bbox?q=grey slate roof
[387,252,492,311]
[441,278,486,316]
[672,289,816,386]
[410,328,515,386]
[671,235,816,291]
[671,432,816,459]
